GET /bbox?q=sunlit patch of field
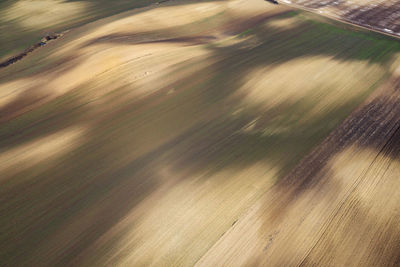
[0,125,86,182]
[238,56,384,115]
[74,163,279,266]
[3,0,90,29]
[1,0,400,265]
[264,15,298,29]
[302,145,400,266]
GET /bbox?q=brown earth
[282,0,400,37]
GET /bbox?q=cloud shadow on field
[1,5,400,266]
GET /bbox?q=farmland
[1,0,400,266]
[282,0,400,37]
[0,0,161,60]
